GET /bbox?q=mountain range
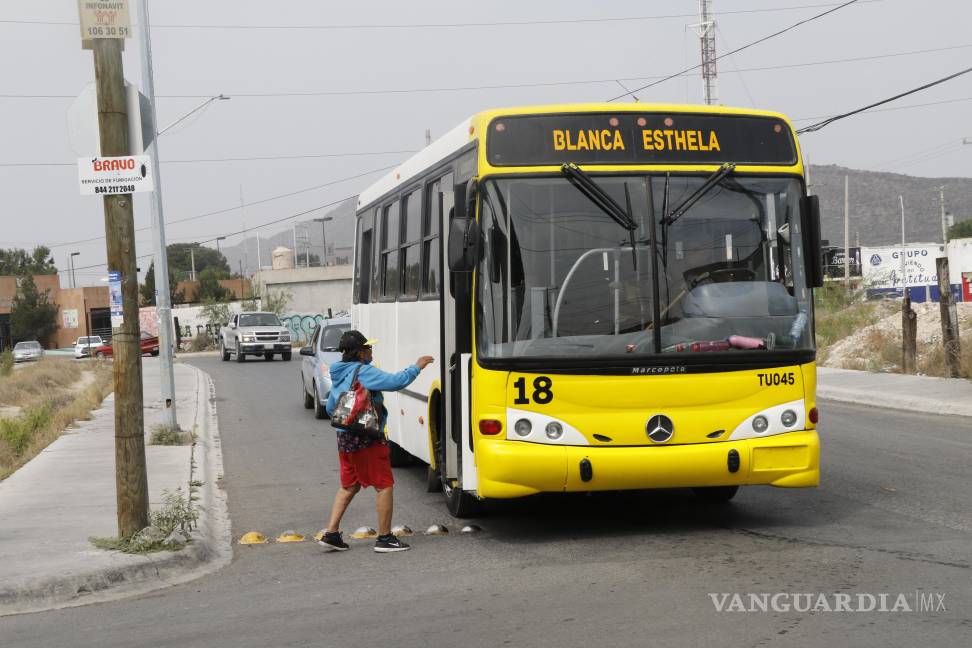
[218,165,972,274]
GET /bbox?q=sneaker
[318,531,349,552]
[374,534,411,553]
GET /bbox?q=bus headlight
[514,419,532,437]
[780,410,798,427]
[545,422,563,440]
[752,415,769,434]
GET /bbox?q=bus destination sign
[486,112,797,167]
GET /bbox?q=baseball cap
[338,330,378,352]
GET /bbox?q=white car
[74,336,104,359]
[13,341,44,362]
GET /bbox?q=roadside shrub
[91,488,198,554]
[0,403,53,455]
[0,349,13,377]
[189,331,215,352]
[149,423,193,445]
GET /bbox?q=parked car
[93,331,160,358]
[74,336,104,359]
[300,317,351,418]
[13,341,44,362]
[220,311,292,362]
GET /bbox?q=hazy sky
[2,0,970,286]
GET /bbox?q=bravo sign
[77,155,154,196]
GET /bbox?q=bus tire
[388,441,412,468]
[692,485,739,503]
[443,480,482,518]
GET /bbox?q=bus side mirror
[803,195,824,288]
[448,217,482,272]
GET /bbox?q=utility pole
[190,246,196,282]
[240,185,248,276]
[292,222,298,268]
[313,216,333,267]
[137,0,178,430]
[692,0,719,104]
[936,256,961,378]
[425,128,432,146]
[70,252,80,288]
[90,37,149,538]
[900,195,917,374]
[939,186,949,244]
[239,259,245,300]
[843,175,850,292]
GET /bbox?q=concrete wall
[252,265,352,315]
[53,286,109,349]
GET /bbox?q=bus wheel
[443,480,482,518]
[388,441,412,467]
[692,486,739,503]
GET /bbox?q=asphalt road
[2,356,970,647]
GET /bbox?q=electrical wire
[66,193,359,273]
[44,164,396,250]
[796,66,972,133]
[607,0,863,102]
[0,2,881,30]
[2,41,967,101]
[0,150,415,168]
[791,95,972,122]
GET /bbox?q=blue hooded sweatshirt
[326,360,421,433]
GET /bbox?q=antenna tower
[691,0,719,104]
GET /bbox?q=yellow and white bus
[352,103,823,516]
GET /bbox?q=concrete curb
[817,369,972,419]
[0,365,232,616]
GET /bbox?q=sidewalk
[0,358,230,616]
[817,367,972,417]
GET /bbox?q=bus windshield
[476,174,813,361]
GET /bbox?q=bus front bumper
[474,430,819,499]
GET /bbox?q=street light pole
[137,0,178,430]
[313,216,333,267]
[216,236,226,258]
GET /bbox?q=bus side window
[355,209,374,303]
[401,188,422,299]
[380,201,400,300]
[422,172,452,297]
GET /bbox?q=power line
[791,95,972,122]
[67,193,359,273]
[0,150,415,168]
[607,0,863,102]
[44,164,395,250]
[3,40,966,101]
[0,2,880,30]
[796,66,972,133]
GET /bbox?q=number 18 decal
[513,376,554,405]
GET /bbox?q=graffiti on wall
[280,311,349,344]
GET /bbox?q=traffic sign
[77,155,154,196]
[77,0,132,40]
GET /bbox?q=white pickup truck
[220,311,293,362]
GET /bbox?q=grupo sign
[77,0,131,40]
[861,244,945,289]
[77,155,154,196]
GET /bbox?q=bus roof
[357,102,796,210]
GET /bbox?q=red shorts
[338,443,395,490]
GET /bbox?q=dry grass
[0,357,83,410]
[0,360,113,480]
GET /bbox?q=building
[251,264,352,315]
[0,274,109,350]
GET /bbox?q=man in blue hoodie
[319,330,433,553]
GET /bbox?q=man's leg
[326,483,360,532]
[375,486,393,536]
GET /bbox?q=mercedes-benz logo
[646,414,674,443]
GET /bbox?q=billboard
[822,247,861,279]
[861,244,945,291]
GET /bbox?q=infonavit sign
[77,0,131,40]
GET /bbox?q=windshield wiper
[561,163,638,231]
[661,162,736,226]
[561,162,639,269]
